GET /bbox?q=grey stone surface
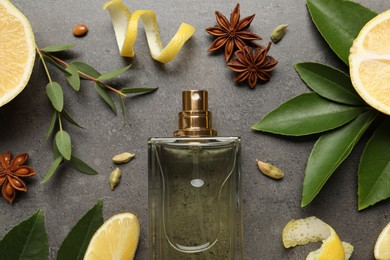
[0,0,389,259]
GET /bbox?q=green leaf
[45,111,57,140]
[0,210,48,260]
[41,44,75,53]
[94,83,117,115]
[46,82,64,112]
[55,130,72,160]
[306,0,377,65]
[65,64,81,91]
[301,110,378,207]
[252,92,366,136]
[57,200,103,260]
[69,155,98,175]
[71,61,101,78]
[41,156,63,184]
[53,141,61,159]
[121,87,158,94]
[61,109,85,129]
[295,62,364,106]
[358,118,390,210]
[97,65,131,81]
[42,55,70,74]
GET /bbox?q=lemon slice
[84,213,140,260]
[282,216,354,260]
[0,0,35,107]
[374,221,390,260]
[349,10,390,115]
[103,0,195,63]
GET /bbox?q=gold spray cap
[173,90,217,137]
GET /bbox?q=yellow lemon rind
[103,0,195,63]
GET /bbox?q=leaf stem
[58,113,63,131]
[41,51,126,97]
[36,46,53,84]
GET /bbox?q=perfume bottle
[148,90,243,259]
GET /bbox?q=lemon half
[84,213,141,260]
[0,0,35,107]
[282,216,353,260]
[350,10,390,115]
[374,221,390,260]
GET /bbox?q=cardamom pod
[257,160,284,179]
[271,24,288,43]
[109,167,122,190]
[112,152,135,164]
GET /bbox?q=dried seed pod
[109,167,122,190]
[257,160,284,179]
[112,152,135,164]
[271,24,288,43]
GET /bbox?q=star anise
[206,3,262,62]
[227,43,278,88]
[0,152,35,204]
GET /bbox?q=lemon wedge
[0,0,35,107]
[84,213,140,260]
[374,221,390,260]
[103,0,195,63]
[349,10,390,115]
[282,216,354,260]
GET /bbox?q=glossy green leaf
[71,61,101,78]
[306,0,377,65]
[120,87,158,95]
[46,82,64,112]
[41,44,75,53]
[295,62,364,106]
[252,93,366,136]
[94,83,117,115]
[358,118,390,210]
[69,155,98,175]
[301,110,378,207]
[42,55,70,74]
[65,64,81,91]
[61,109,85,129]
[97,65,131,81]
[45,111,57,140]
[55,130,72,161]
[41,156,63,184]
[57,200,103,260]
[0,210,48,260]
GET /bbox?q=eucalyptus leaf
[61,109,85,129]
[69,155,98,175]
[45,111,57,140]
[295,62,364,106]
[97,65,131,81]
[252,92,366,136]
[41,156,63,184]
[46,82,64,112]
[65,64,81,91]
[71,61,101,79]
[42,55,70,74]
[94,83,117,115]
[120,87,158,95]
[55,130,72,161]
[358,118,390,210]
[306,0,377,65]
[0,210,48,260]
[301,110,378,207]
[41,44,75,53]
[57,200,103,260]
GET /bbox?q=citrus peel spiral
[103,0,195,63]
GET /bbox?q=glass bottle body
[148,137,242,260]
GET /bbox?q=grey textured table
[0,0,389,259]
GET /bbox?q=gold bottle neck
[173,90,217,137]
